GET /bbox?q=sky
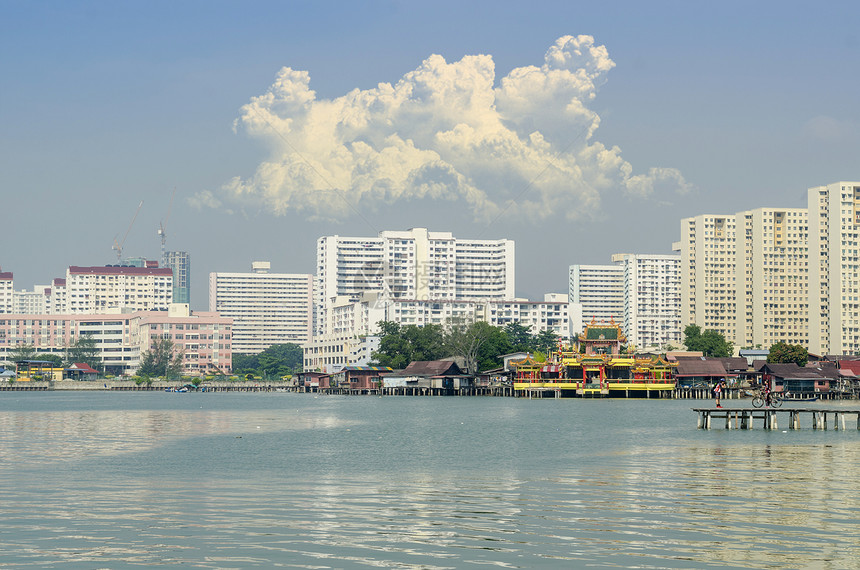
[2,1,859,309]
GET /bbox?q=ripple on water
[1,394,859,569]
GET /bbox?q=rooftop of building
[68,265,172,276]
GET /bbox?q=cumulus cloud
[802,115,851,142]
[194,35,689,221]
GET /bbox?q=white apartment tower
[613,254,682,350]
[316,228,514,335]
[568,264,624,334]
[808,181,860,355]
[678,215,738,342]
[734,208,808,349]
[209,262,313,354]
[65,265,174,314]
[680,207,810,350]
[569,257,681,349]
[0,271,13,314]
[47,278,67,314]
[13,286,50,314]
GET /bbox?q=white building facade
[809,181,860,355]
[315,228,515,335]
[209,262,313,354]
[302,293,571,373]
[569,256,681,350]
[65,265,174,314]
[678,215,738,343]
[734,208,809,349]
[569,264,624,334]
[0,271,13,314]
[13,286,50,315]
[613,253,682,350]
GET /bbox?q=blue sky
[2,1,859,308]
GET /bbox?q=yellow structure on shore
[511,319,675,397]
[14,361,64,382]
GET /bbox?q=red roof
[68,266,172,276]
[52,278,66,286]
[69,363,99,374]
[837,360,860,375]
[0,272,12,280]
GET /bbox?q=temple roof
[509,354,543,368]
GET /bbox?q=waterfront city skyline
[2,1,859,309]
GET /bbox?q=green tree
[65,334,102,371]
[503,322,533,352]
[534,329,560,356]
[257,343,304,378]
[768,342,808,367]
[9,344,37,363]
[683,324,733,357]
[475,324,513,371]
[372,321,446,369]
[443,320,499,375]
[39,353,63,367]
[231,352,259,375]
[137,338,185,379]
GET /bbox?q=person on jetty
[714,380,726,408]
[762,381,773,407]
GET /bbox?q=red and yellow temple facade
[510,320,675,397]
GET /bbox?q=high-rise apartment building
[679,207,809,350]
[0,271,13,314]
[569,264,624,333]
[65,265,174,314]
[678,215,738,342]
[569,256,681,349]
[809,181,860,355]
[46,278,66,314]
[614,254,682,350]
[163,251,191,304]
[13,286,50,314]
[209,262,313,354]
[734,208,808,349]
[316,228,515,335]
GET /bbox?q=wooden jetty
[694,407,860,430]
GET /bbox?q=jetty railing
[693,407,860,430]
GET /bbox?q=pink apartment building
[0,305,232,376]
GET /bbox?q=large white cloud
[196,35,690,221]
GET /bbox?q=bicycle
[751,390,782,408]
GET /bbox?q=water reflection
[1,395,860,568]
[0,406,357,465]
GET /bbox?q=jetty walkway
[694,407,860,430]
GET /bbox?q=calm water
[1,393,859,569]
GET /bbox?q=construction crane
[112,200,144,263]
[157,187,176,265]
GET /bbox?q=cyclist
[762,381,773,407]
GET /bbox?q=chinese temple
[510,319,675,398]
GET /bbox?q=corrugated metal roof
[675,359,727,377]
[402,360,463,376]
